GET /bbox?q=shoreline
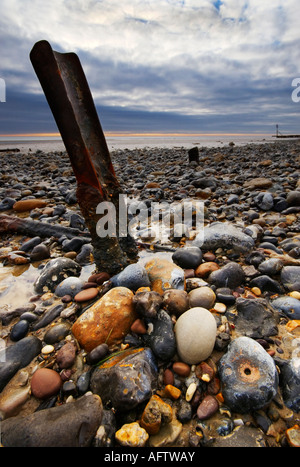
[0,133,279,153]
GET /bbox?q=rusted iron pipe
[30,40,138,274]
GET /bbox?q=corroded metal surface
[30,40,137,274]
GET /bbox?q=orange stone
[164,384,181,400]
[286,425,300,447]
[144,258,185,294]
[13,199,48,212]
[195,262,219,278]
[140,395,173,435]
[71,287,137,352]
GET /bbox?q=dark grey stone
[90,347,157,411]
[172,246,203,269]
[218,336,279,413]
[271,296,300,320]
[111,263,150,291]
[1,393,103,447]
[142,310,176,361]
[208,262,245,289]
[194,222,254,253]
[34,257,82,294]
[0,336,42,392]
[281,266,300,292]
[276,355,300,412]
[10,319,29,341]
[249,275,284,294]
[231,297,279,339]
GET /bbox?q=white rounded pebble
[41,345,55,355]
[186,382,197,402]
[174,307,217,364]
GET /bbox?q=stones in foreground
[0,393,103,447]
[218,336,279,413]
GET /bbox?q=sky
[0,0,300,136]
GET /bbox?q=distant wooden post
[30,40,138,275]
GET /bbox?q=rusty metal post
[30,40,138,275]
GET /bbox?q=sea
[0,133,276,153]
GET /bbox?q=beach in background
[0,133,275,153]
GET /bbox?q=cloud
[0,0,299,134]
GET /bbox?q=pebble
[188,286,216,309]
[34,257,82,294]
[13,199,48,212]
[86,343,109,365]
[172,246,203,269]
[218,336,279,413]
[148,418,182,447]
[72,287,137,351]
[133,290,163,319]
[208,262,245,289]
[111,263,150,291]
[30,368,62,400]
[115,422,149,447]
[172,361,191,377]
[164,384,181,400]
[196,395,219,420]
[174,307,217,364]
[54,276,84,298]
[130,318,147,334]
[162,289,189,316]
[10,320,29,341]
[30,243,51,262]
[43,323,70,344]
[88,272,110,285]
[41,344,55,355]
[281,266,300,292]
[271,296,300,320]
[140,395,173,435]
[90,348,157,411]
[186,382,197,402]
[74,287,98,302]
[194,222,255,253]
[195,261,219,278]
[286,425,300,447]
[142,309,176,360]
[0,393,103,447]
[144,257,185,294]
[55,342,77,369]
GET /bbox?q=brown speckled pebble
[31,368,62,399]
[74,288,98,302]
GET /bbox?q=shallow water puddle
[0,262,95,311]
[0,263,41,310]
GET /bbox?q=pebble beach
[0,138,300,448]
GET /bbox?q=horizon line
[0,131,272,138]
